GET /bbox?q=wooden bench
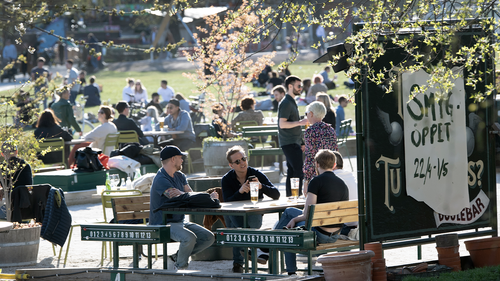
[81,195,171,269]
[287,200,360,274]
[215,200,359,275]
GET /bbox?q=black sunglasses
[232,156,247,165]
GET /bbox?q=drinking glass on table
[159,117,165,130]
[109,174,119,190]
[291,178,300,200]
[250,182,259,206]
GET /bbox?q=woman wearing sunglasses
[221,145,280,273]
[67,106,117,167]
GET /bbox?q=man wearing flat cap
[160,98,196,151]
[149,145,216,270]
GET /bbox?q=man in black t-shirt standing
[266,149,348,275]
[278,75,308,197]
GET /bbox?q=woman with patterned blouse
[303,101,338,193]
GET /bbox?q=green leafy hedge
[402,265,500,281]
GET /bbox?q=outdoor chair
[118,130,140,147]
[37,137,66,169]
[100,189,143,265]
[337,119,353,170]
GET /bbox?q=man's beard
[293,88,301,96]
[175,163,183,171]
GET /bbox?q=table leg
[113,242,119,268]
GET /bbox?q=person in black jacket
[221,145,280,273]
[34,109,73,165]
[83,76,101,107]
[113,101,148,145]
[316,92,336,128]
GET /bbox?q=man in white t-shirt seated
[158,80,175,107]
[332,151,358,239]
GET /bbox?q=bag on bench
[74,147,103,172]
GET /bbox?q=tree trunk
[5,190,12,222]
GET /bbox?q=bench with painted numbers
[80,223,170,269]
[215,200,360,275]
[81,195,171,269]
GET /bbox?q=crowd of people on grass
[2,60,356,273]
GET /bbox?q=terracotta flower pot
[436,245,459,257]
[438,256,461,271]
[372,258,386,271]
[365,242,383,259]
[465,237,500,268]
[318,250,375,281]
[372,270,387,281]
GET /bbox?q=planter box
[33,169,106,192]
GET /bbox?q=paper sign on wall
[402,69,469,215]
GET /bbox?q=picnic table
[161,197,305,273]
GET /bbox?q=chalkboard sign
[361,29,497,241]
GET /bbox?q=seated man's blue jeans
[224,214,263,265]
[275,207,339,273]
[168,221,215,269]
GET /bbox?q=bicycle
[72,96,95,138]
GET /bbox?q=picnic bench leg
[270,249,278,274]
[307,251,313,275]
[163,242,168,270]
[244,215,249,273]
[113,242,119,268]
[280,251,284,274]
[251,247,258,273]
[132,243,140,268]
[148,244,153,269]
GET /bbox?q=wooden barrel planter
[318,250,375,281]
[203,140,248,176]
[0,225,41,267]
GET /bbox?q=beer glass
[250,182,259,206]
[291,178,300,200]
[159,117,165,130]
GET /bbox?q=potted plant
[0,92,46,267]
[183,2,277,176]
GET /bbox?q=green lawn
[92,61,356,122]
[2,61,357,132]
